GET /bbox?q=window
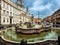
[15,9,16,13]
[5,3,7,9]
[3,2,5,8]
[7,4,9,10]
[7,11,9,15]
[7,18,9,22]
[13,8,14,12]
[10,6,11,11]
[10,12,12,16]
[3,17,5,22]
[13,8,16,13]
[3,10,5,14]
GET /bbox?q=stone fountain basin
[0,29,58,45]
[15,27,44,34]
[1,36,58,44]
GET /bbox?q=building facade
[34,18,42,24]
[0,0,32,27]
[43,9,60,27]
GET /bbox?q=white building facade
[0,0,32,27]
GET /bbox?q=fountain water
[2,28,58,42]
[44,31,58,40]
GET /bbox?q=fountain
[15,23,43,34]
[0,23,58,45]
[1,28,58,42]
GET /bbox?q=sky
[12,0,60,19]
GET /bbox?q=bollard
[20,39,27,45]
